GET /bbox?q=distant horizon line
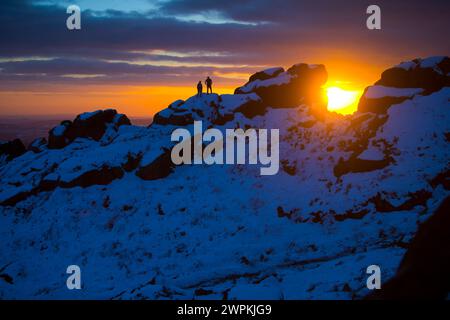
[0,114,153,119]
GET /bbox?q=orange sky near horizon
[0,84,236,117]
[1,0,448,119]
[0,57,384,117]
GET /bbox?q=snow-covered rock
[28,137,47,153]
[364,86,423,100]
[152,92,268,127]
[0,57,449,299]
[48,109,131,149]
[376,56,449,94]
[235,63,327,108]
[246,67,285,83]
[358,56,450,114]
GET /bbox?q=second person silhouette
[205,76,213,94]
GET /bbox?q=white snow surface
[261,67,284,76]
[420,56,446,69]
[0,86,449,300]
[395,56,446,73]
[52,124,67,136]
[238,73,291,93]
[364,86,423,99]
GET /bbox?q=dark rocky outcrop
[0,139,26,162]
[135,148,175,181]
[0,177,59,207]
[367,196,450,299]
[430,169,450,190]
[60,165,124,188]
[0,164,127,206]
[114,114,132,127]
[227,95,266,119]
[153,93,267,126]
[152,97,215,126]
[375,56,450,94]
[153,110,194,126]
[48,109,130,149]
[47,120,71,149]
[369,190,432,213]
[358,95,411,114]
[358,56,450,114]
[333,156,392,178]
[335,115,391,177]
[152,63,327,127]
[248,67,284,83]
[235,63,328,108]
[334,209,369,222]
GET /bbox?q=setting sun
[326,86,362,115]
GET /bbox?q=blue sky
[35,0,158,13]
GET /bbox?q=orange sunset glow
[1,1,447,119]
[0,60,378,117]
[325,85,363,115]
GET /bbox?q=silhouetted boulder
[48,109,130,149]
[0,139,26,162]
[68,109,119,141]
[153,107,195,126]
[375,56,450,94]
[235,63,327,108]
[48,121,71,149]
[136,148,174,180]
[358,56,449,113]
[113,113,132,127]
[358,86,425,114]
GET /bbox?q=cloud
[0,0,449,89]
[0,56,259,89]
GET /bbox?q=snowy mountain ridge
[0,56,449,299]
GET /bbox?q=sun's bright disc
[326,86,361,115]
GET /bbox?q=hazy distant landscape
[0,115,152,145]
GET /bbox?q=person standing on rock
[205,76,213,94]
[197,81,203,97]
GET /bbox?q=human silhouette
[197,81,203,97]
[205,76,213,94]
